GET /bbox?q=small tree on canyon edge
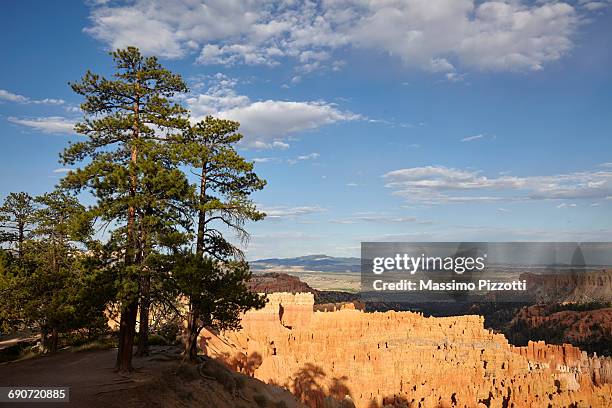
[172,254,266,361]
[173,116,267,361]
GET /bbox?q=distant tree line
[0,47,267,371]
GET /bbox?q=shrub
[147,334,170,346]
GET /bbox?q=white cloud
[261,205,327,219]
[252,157,276,164]
[446,72,466,82]
[8,116,75,134]
[0,89,29,103]
[85,0,594,74]
[369,226,612,242]
[332,213,422,224]
[0,89,65,105]
[383,165,612,204]
[52,168,73,173]
[580,1,612,11]
[557,203,578,208]
[185,74,360,148]
[461,134,485,142]
[296,152,320,161]
[288,152,320,164]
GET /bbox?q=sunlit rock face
[202,293,612,408]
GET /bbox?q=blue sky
[1,1,611,259]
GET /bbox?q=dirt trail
[0,346,304,408]
[0,347,175,407]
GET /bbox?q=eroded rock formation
[248,273,316,294]
[203,293,612,408]
[505,304,612,356]
[522,269,612,303]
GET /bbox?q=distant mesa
[248,272,314,294]
[248,272,362,307]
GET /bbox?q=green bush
[147,333,170,346]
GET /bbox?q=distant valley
[250,254,361,292]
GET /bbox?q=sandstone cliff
[202,293,612,408]
[505,304,612,356]
[522,269,612,303]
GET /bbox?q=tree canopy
[0,46,269,370]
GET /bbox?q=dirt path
[0,347,181,407]
[0,346,305,408]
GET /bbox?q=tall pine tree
[61,47,189,371]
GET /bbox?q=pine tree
[0,190,109,354]
[61,47,189,371]
[172,253,266,361]
[174,116,267,360]
[133,145,193,356]
[0,192,36,259]
[30,191,94,352]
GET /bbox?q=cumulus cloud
[0,89,65,105]
[185,74,360,148]
[8,116,75,134]
[383,165,612,204]
[84,0,600,74]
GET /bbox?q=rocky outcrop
[249,273,316,294]
[505,304,612,356]
[203,293,612,408]
[248,272,361,306]
[522,269,612,303]
[511,341,612,386]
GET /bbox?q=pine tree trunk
[18,223,24,260]
[185,308,200,362]
[41,327,49,354]
[136,273,150,356]
[116,88,141,372]
[184,163,207,362]
[136,214,151,357]
[196,163,206,257]
[116,300,138,372]
[116,199,138,371]
[50,328,58,354]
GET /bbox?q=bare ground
[0,346,303,408]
